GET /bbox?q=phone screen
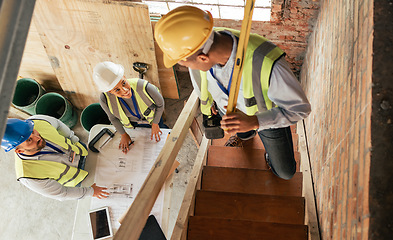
[89,208,111,239]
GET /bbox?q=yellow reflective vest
[103,78,158,128]
[15,119,88,187]
[200,27,285,116]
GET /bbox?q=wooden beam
[151,21,179,99]
[298,120,321,240]
[33,0,160,109]
[170,136,210,240]
[8,106,31,120]
[114,91,199,240]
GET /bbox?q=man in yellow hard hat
[155,6,311,180]
[1,115,109,200]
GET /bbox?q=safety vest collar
[104,78,157,125]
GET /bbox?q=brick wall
[300,0,374,239]
[214,0,320,76]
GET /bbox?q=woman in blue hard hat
[1,115,109,201]
[93,61,167,154]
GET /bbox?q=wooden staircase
[186,127,309,240]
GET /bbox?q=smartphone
[88,206,113,240]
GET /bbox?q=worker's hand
[221,108,259,135]
[91,183,109,199]
[119,133,133,154]
[151,123,162,142]
[211,103,219,115]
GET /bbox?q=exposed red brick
[301,0,372,239]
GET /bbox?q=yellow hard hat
[155,6,214,68]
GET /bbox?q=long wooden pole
[226,0,256,113]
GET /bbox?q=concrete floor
[0,70,197,239]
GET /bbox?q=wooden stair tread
[207,146,268,169]
[188,216,308,240]
[194,190,305,225]
[202,166,303,196]
[211,128,299,150]
[211,133,265,149]
[207,146,301,171]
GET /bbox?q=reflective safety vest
[200,27,285,116]
[103,78,158,127]
[15,120,88,187]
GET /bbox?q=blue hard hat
[1,119,34,152]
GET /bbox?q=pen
[71,151,76,163]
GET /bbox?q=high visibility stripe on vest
[104,78,158,126]
[104,92,134,128]
[15,158,88,187]
[14,120,88,187]
[135,79,157,123]
[200,71,214,116]
[32,120,88,156]
[200,27,285,116]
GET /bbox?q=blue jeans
[237,127,296,180]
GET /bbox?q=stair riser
[202,166,303,196]
[188,216,308,240]
[195,191,305,225]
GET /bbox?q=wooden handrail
[170,136,210,240]
[114,90,200,240]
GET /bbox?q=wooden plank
[212,125,298,150]
[189,117,203,147]
[201,166,303,197]
[212,132,264,149]
[8,106,31,120]
[208,146,301,171]
[170,137,210,240]
[157,68,179,99]
[151,21,179,99]
[33,0,160,109]
[207,146,268,170]
[188,216,308,240]
[18,19,61,91]
[194,190,305,225]
[298,120,321,240]
[114,91,199,240]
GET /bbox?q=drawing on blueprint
[107,183,133,198]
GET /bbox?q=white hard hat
[93,61,125,92]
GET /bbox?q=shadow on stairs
[187,125,309,240]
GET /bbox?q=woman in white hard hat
[93,61,166,154]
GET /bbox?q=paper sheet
[90,127,171,232]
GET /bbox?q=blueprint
[90,127,171,231]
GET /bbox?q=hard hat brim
[163,54,179,68]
